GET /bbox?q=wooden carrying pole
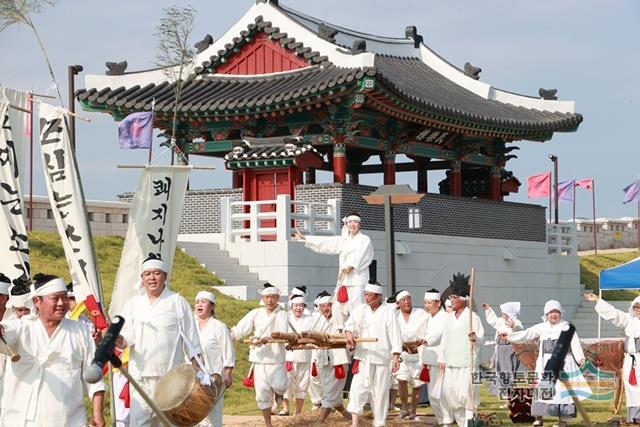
[467,267,477,420]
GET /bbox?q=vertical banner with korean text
[39,103,102,306]
[0,101,30,284]
[109,165,191,316]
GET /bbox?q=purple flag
[623,181,640,204]
[558,179,575,202]
[118,111,154,149]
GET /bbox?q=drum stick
[0,336,20,362]
[117,366,173,427]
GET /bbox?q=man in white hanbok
[439,274,484,427]
[421,288,447,425]
[585,293,639,422]
[345,282,402,427]
[508,300,591,427]
[307,293,324,411]
[0,275,105,427]
[194,291,235,427]
[231,283,288,427]
[296,212,374,328]
[393,290,428,421]
[118,258,203,427]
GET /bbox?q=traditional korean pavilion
[77,0,582,204]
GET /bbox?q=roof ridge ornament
[318,23,338,43]
[105,61,127,76]
[405,26,423,48]
[539,88,558,100]
[352,39,367,55]
[256,0,278,5]
[463,62,481,80]
[194,34,214,54]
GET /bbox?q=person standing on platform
[117,257,203,427]
[508,300,590,427]
[421,288,447,425]
[394,289,428,421]
[585,292,640,423]
[439,274,484,427]
[282,294,313,416]
[345,281,402,427]
[295,212,374,328]
[194,291,235,427]
[311,291,352,422]
[0,274,106,427]
[231,283,288,427]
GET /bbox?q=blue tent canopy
[600,256,640,289]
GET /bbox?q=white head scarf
[629,296,640,315]
[195,291,216,304]
[542,299,565,320]
[142,258,166,273]
[500,302,521,320]
[33,278,67,297]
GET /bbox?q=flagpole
[637,198,639,253]
[28,92,34,232]
[148,99,155,164]
[573,181,576,223]
[592,179,597,255]
[549,173,552,223]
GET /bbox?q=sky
[1,0,639,219]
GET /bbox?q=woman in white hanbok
[585,293,640,424]
[508,300,591,427]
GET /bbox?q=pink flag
[527,172,551,199]
[558,179,575,202]
[575,178,593,190]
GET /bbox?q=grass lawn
[580,250,640,300]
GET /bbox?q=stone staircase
[570,299,629,339]
[178,241,264,300]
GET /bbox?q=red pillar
[450,161,462,196]
[383,152,396,185]
[489,167,502,201]
[333,143,346,184]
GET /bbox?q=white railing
[547,222,577,256]
[220,194,340,246]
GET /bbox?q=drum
[154,364,220,426]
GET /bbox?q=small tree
[154,5,197,165]
[0,0,64,107]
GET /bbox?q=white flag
[1,87,31,182]
[39,103,102,305]
[0,101,30,284]
[109,165,191,316]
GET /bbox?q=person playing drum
[194,291,235,427]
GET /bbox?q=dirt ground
[223,411,439,426]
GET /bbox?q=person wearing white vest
[295,212,374,329]
[345,281,402,427]
[230,283,288,427]
[439,273,484,427]
[508,299,590,427]
[282,294,313,416]
[194,291,235,427]
[393,290,428,421]
[118,257,203,427]
[421,288,447,425]
[0,274,106,426]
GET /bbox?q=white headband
[364,283,383,294]
[0,282,10,295]
[290,288,306,297]
[33,278,67,297]
[142,259,166,273]
[196,291,216,304]
[344,215,361,223]
[316,295,331,305]
[424,291,441,301]
[289,295,305,306]
[261,286,281,296]
[396,290,411,301]
[8,292,32,310]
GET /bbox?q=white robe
[284,312,313,400]
[312,313,350,409]
[395,308,428,385]
[196,316,235,427]
[421,308,447,424]
[508,320,591,410]
[594,299,640,412]
[0,317,105,427]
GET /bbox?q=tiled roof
[224,136,320,161]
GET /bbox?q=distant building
[569,218,640,251]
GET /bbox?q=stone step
[214,271,260,281]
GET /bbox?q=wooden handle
[0,336,20,362]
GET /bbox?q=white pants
[308,363,322,406]
[394,357,424,388]
[284,362,311,400]
[332,284,364,329]
[113,370,130,427]
[254,363,288,410]
[198,395,223,427]
[347,361,390,427]
[130,376,161,427]
[425,364,445,424]
[441,366,479,427]
[319,364,347,409]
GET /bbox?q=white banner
[39,103,102,303]
[109,165,191,316]
[1,87,30,184]
[0,101,30,284]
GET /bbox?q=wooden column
[232,170,242,189]
[305,168,316,184]
[489,166,502,201]
[348,170,359,185]
[382,152,396,185]
[415,158,429,193]
[333,143,346,184]
[450,160,462,196]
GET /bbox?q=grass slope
[580,250,640,300]
[28,231,258,418]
